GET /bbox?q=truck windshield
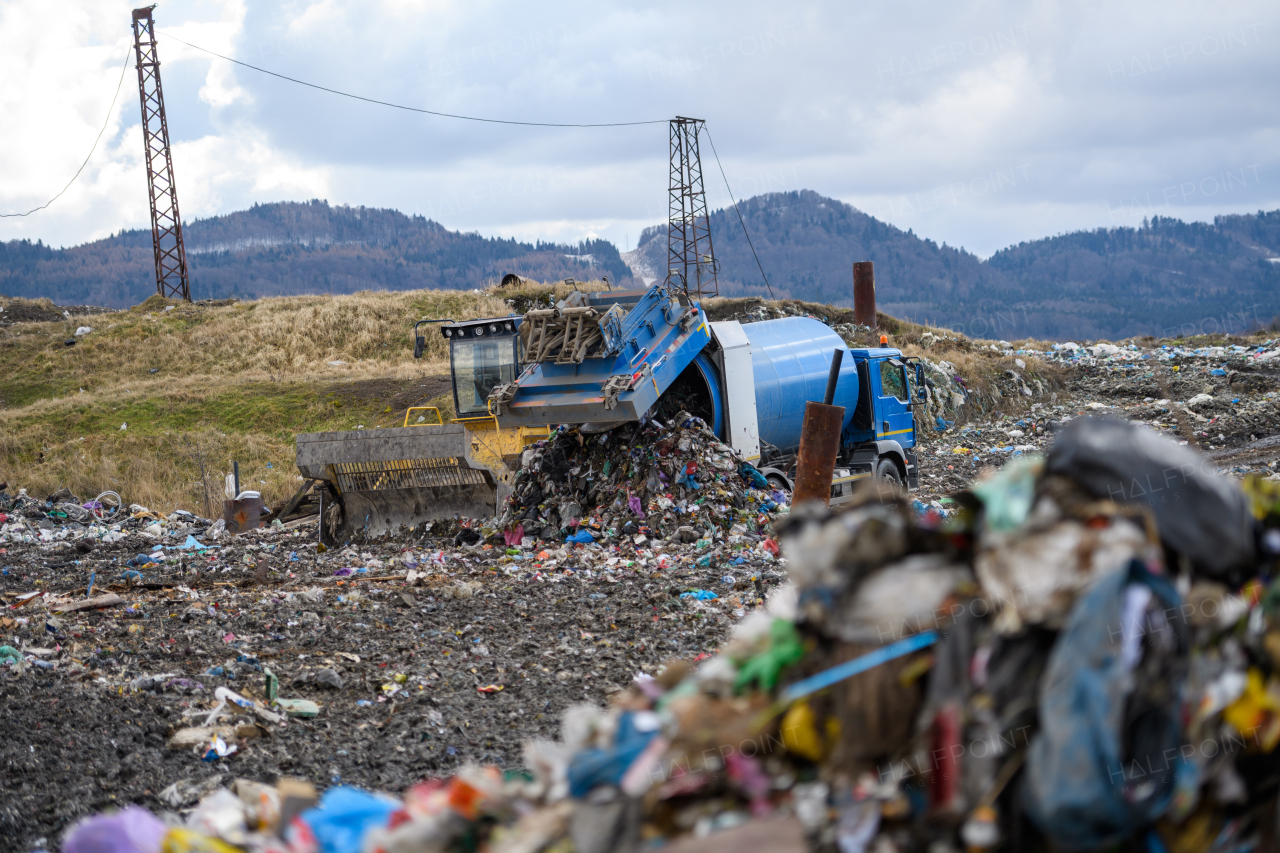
[452,337,518,416]
[880,361,908,401]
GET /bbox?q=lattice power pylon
[666,117,718,299]
[131,6,191,301]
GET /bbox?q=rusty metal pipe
[853,261,876,329]
[792,401,845,507]
[824,349,844,406]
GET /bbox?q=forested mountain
[985,212,1280,339]
[628,191,1280,340]
[4,193,1279,340]
[0,200,633,308]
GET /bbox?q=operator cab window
[879,360,909,402]
[451,335,518,416]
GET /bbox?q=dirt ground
[0,298,114,327]
[0,528,774,850]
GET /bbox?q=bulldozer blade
[296,425,498,539]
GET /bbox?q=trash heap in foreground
[55,416,1280,852]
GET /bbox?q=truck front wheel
[875,457,903,487]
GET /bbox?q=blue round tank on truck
[740,317,858,455]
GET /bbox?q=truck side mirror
[414,336,426,359]
[915,364,926,399]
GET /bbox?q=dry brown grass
[0,281,608,512]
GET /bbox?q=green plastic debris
[275,698,320,718]
[265,667,279,702]
[734,618,804,694]
[0,646,22,665]
[970,454,1044,533]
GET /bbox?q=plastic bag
[1046,416,1255,580]
[739,462,769,490]
[970,454,1043,533]
[567,711,660,798]
[62,806,168,853]
[1023,559,1187,849]
[734,618,805,694]
[292,786,399,853]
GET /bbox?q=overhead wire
[1,48,133,218]
[159,32,667,128]
[701,124,775,299]
[4,32,773,307]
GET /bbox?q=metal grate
[333,458,488,492]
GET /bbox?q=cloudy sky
[1,0,1276,257]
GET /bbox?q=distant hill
[986,212,1280,339]
[4,192,1279,340]
[0,200,634,308]
[627,190,1280,340]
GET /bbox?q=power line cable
[160,32,667,128]
[1,48,133,218]
[701,124,775,299]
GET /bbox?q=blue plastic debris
[1023,560,1185,849]
[295,786,398,853]
[567,711,660,798]
[679,589,718,600]
[1210,368,1227,376]
[121,570,143,582]
[565,530,595,545]
[738,462,769,489]
[934,416,953,432]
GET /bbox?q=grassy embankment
[1,284,1070,515]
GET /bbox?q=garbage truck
[295,282,923,538]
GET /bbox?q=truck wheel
[875,458,903,487]
[766,474,790,493]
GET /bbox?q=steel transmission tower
[666,117,718,299]
[131,6,191,301]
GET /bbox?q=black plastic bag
[1045,416,1255,580]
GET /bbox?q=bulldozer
[295,313,549,540]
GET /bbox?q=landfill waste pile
[501,413,786,546]
[29,414,1280,853]
[908,335,1280,501]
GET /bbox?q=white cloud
[1,0,1277,256]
